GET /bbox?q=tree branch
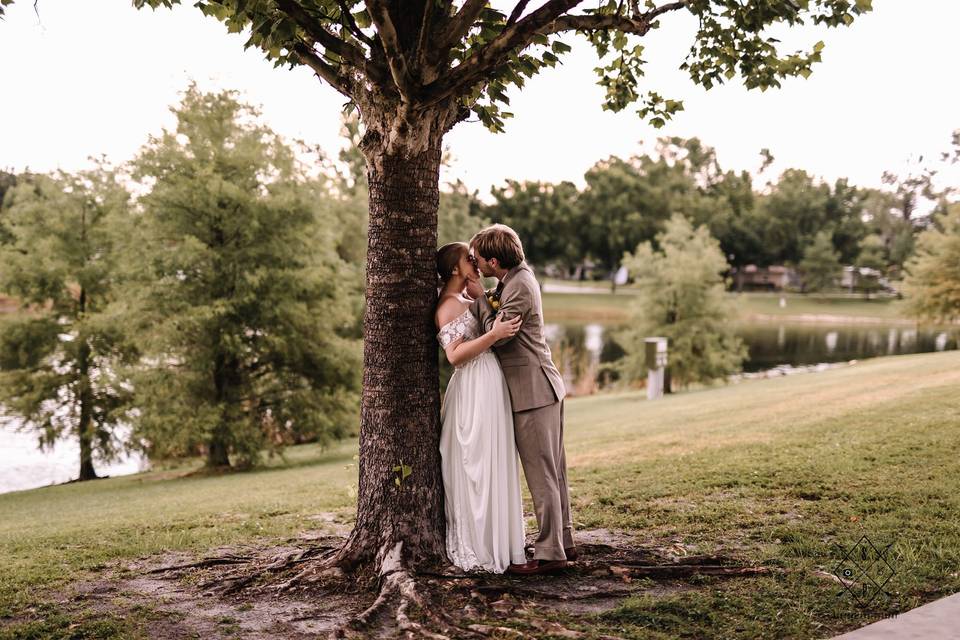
[336,0,376,47]
[544,13,645,35]
[644,1,687,22]
[542,1,687,36]
[413,0,437,71]
[443,0,489,48]
[506,0,531,26]
[422,0,689,106]
[422,0,582,105]
[274,0,368,69]
[366,0,416,101]
[292,42,352,98]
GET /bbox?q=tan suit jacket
[473,263,566,412]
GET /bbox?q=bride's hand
[491,313,522,340]
[464,278,484,300]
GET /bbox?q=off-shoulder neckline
[436,308,472,336]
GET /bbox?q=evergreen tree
[127,86,361,470]
[855,233,887,298]
[799,230,842,293]
[903,205,960,324]
[0,167,138,481]
[614,214,747,389]
[0,170,17,245]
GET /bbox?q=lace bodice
[437,309,480,348]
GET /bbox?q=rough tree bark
[334,124,449,572]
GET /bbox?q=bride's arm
[439,310,521,367]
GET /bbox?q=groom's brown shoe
[534,559,569,574]
[507,559,568,575]
[506,560,539,575]
[564,546,579,562]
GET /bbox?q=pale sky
[1,0,958,198]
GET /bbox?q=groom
[468,224,577,575]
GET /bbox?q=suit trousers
[513,400,574,561]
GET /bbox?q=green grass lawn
[543,290,912,325]
[2,350,959,639]
[732,292,907,320]
[543,291,637,323]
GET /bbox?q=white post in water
[645,337,668,400]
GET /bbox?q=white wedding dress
[437,308,527,573]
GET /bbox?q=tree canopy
[0,0,870,155]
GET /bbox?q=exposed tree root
[142,553,252,574]
[111,530,776,639]
[332,542,487,640]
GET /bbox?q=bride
[435,241,528,573]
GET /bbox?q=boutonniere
[486,288,501,311]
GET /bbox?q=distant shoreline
[743,312,916,325]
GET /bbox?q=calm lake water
[0,421,147,495]
[544,321,960,394]
[4,321,957,495]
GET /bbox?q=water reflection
[544,321,960,386]
[936,332,949,351]
[825,331,838,354]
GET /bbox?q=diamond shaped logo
[831,535,895,607]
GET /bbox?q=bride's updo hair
[437,242,469,286]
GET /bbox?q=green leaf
[613,32,628,51]
[353,9,371,28]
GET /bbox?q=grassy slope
[2,351,959,638]
[542,291,909,325]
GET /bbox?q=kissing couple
[435,223,576,575]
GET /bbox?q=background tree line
[478,135,957,393]
[479,137,953,286]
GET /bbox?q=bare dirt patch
[50,528,771,639]
[67,539,358,639]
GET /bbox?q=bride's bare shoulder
[435,296,468,329]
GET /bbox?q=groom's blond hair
[470,224,525,269]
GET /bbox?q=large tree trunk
[206,435,231,468]
[77,337,99,481]
[335,142,447,571]
[207,352,234,469]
